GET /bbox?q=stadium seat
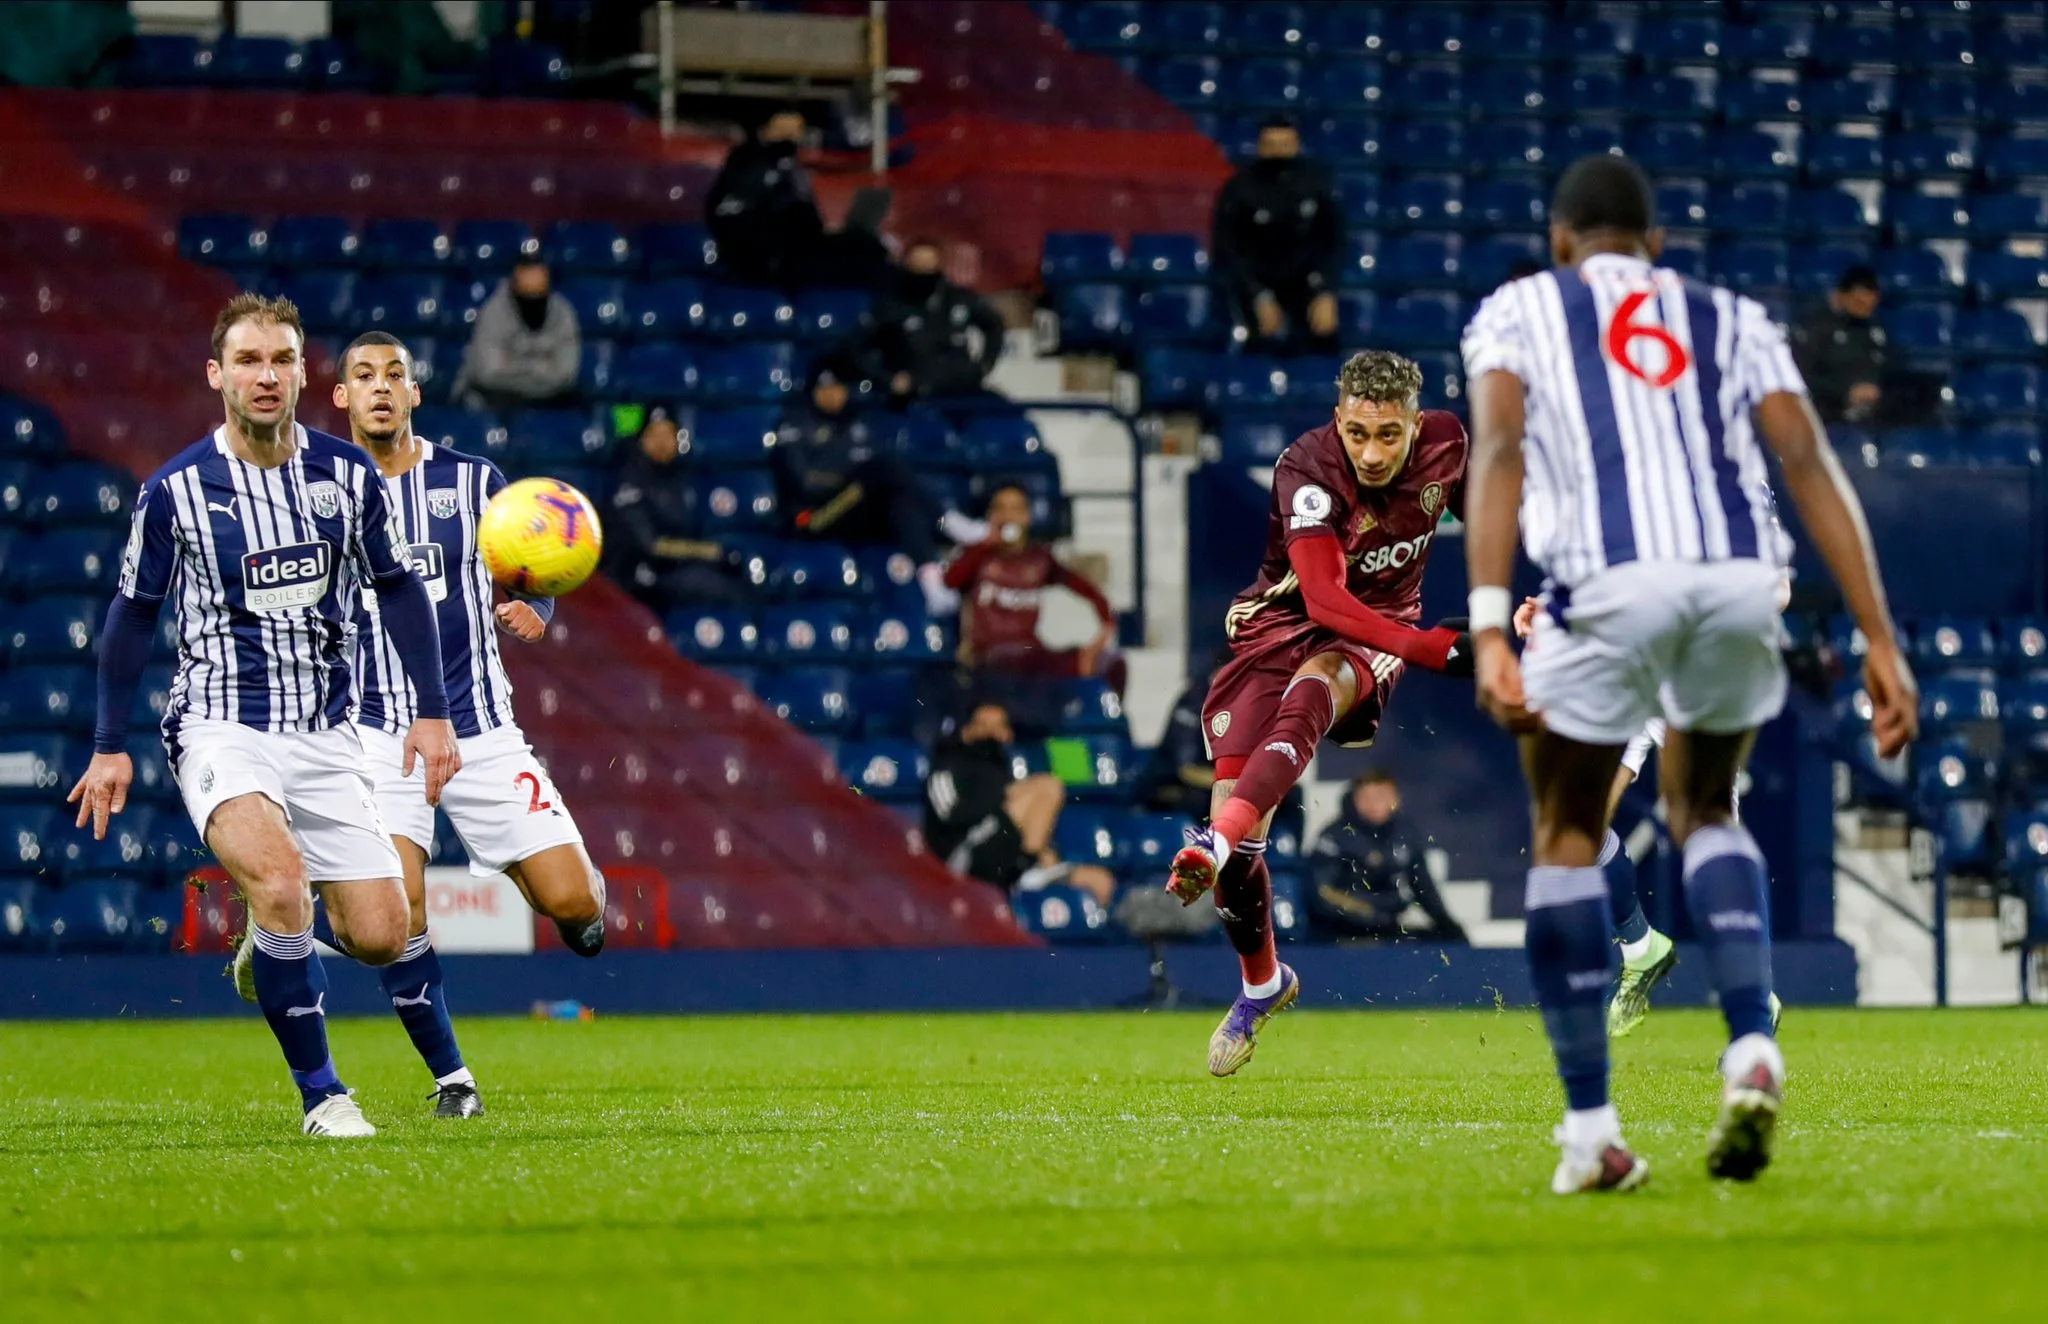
[1065,1,1145,52]
[1053,807,1126,869]
[1951,365,2041,420]
[1804,132,1886,182]
[1221,58,1304,110]
[1049,733,1136,802]
[1812,22,1897,73]
[793,289,871,342]
[1956,308,2039,363]
[578,341,619,397]
[1124,233,1207,285]
[543,221,633,275]
[1898,78,1978,129]
[1627,123,1710,178]
[1330,172,1381,230]
[1720,78,1803,123]
[1133,285,1218,346]
[840,738,928,803]
[1215,417,1292,467]
[1055,678,1125,735]
[1890,131,1976,184]
[1207,356,1289,411]
[1384,178,1463,233]
[354,275,445,333]
[0,806,53,874]
[54,805,157,882]
[1310,61,1388,114]
[1982,137,2048,187]
[768,543,861,600]
[1919,671,1999,735]
[667,605,756,662]
[1387,5,1465,61]
[177,213,267,265]
[1389,65,1463,119]
[1971,192,2048,244]
[30,460,131,528]
[624,279,706,340]
[703,285,797,340]
[861,608,950,666]
[40,879,140,952]
[692,468,778,535]
[270,215,358,268]
[1467,121,1547,182]
[1011,883,1112,942]
[14,530,123,596]
[640,222,718,278]
[4,597,96,665]
[1056,283,1130,353]
[1461,235,1544,295]
[1119,812,1195,878]
[2002,619,2048,675]
[560,278,629,336]
[0,733,77,801]
[1883,304,1954,367]
[1888,193,1970,243]
[358,218,448,271]
[1137,346,1210,410]
[689,407,779,462]
[616,341,699,401]
[1876,249,1956,302]
[1378,294,1462,353]
[1715,241,1790,299]
[759,605,856,660]
[1386,122,1462,174]
[1152,2,1224,53]
[1914,617,2000,673]
[411,406,504,457]
[1467,8,1548,63]
[1312,6,1387,60]
[1378,234,1460,292]
[1986,82,2048,131]
[1711,182,1791,235]
[508,409,609,466]
[1467,69,1547,122]
[1792,189,1873,241]
[1148,55,1222,109]
[1,396,64,458]
[0,878,38,950]
[1971,251,2048,302]
[0,666,89,734]
[755,667,855,734]
[1974,422,2044,467]
[272,271,355,332]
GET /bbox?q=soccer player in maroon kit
[946,484,1120,682]
[1168,351,1475,1076]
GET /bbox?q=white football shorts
[358,723,583,877]
[1621,719,1668,779]
[1522,559,1789,747]
[172,719,401,883]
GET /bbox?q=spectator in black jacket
[1790,264,1888,425]
[607,408,745,607]
[1211,115,1344,355]
[707,108,891,292]
[1305,770,1466,943]
[923,702,1115,905]
[866,239,1007,403]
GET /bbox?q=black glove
[1432,618,1476,679]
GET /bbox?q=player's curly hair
[1336,350,1423,405]
[210,292,304,362]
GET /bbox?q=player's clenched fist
[494,600,546,642]
[403,718,463,806]
[1473,632,1541,734]
[67,752,134,840]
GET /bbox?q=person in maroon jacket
[1167,350,1475,1078]
[944,485,1120,684]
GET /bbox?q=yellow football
[477,477,604,597]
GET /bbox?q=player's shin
[1215,841,1279,992]
[1681,825,1777,1042]
[1525,867,1618,1129]
[377,932,470,1085]
[250,923,349,1111]
[1599,829,1652,952]
[1211,675,1335,852]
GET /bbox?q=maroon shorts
[1201,627,1404,776]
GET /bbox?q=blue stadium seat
[1468,122,1547,180]
[1882,303,1954,367]
[1956,308,2039,363]
[42,879,141,951]
[1888,193,1969,243]
[1386,121,1463,174]
[1148,54,1223,108]
[1906,20,1978,76]
[626,279,706,340]
[1467,8,1549,63]
[1467,69,1547,121]
[1713,182,1792,234]
[1914,617,1999,672]
[793,288,870,342]
[961,414,1049,468]
[1639,73,1715,121]
[1387,5,1465,61]
[14,530,123,595]
[1119,811,1196,877]
[1056,678,1125,734]
[1716,241,1791,299]
[1331,173,1382,228]
[1656,178,1710,233]
[54,804,157,881]
[1310,61,1388,114]
[841,738,928,803]
[1971,251,2048,301]
[703,285,797,340]
[1898,78,1978,129]
[690,407,779,463]
[769,543,861,600]
[1462,234,1544,295]
[1378,294,1462,352]
[509,409,609,466]
[1311,5,1387,59]
[0,733,77,799]
[759,605,856,660]
[755,667,854,734]
[1411,351,1465,408]
[411,406,504,456]
[1138,346,1210,410]
[1951,365,2041,420]
[1971,192,2048,244]
[1919,671,1999,735]
[177,213,267,265]
[4,597,96,665]
[121,33,209,87]
[1012,883,1113,943]
[358,218,447,271]
[1226,3,1310,55]
[270,215,358,268]
[30,460,131,528]
[271,271,355,332]
[1974,422,2044,467]
[1626,123,1710,178]
[1221,58,1305,110]
[354,275,445,333]
[1384,177,1463,233]
[1330,289,1377,341]
[692,468,777,534]
[1041,232,1123,285]
[1057,283,1130,353]
[0,805,53,875]
[0,461,32,521]
[1812,23,1897,73]
[1152,2,1225,53]
[450,219,533,273]
[636,222,716,279]
[1065,1,1145,52]
[0,878,38,951]
[1890,131,1976,184]
[1125,233,1206,285]
[1378,234,1460,291]
[1,396,65,458]
[1207,112,1265,163]
[866,412,964,470]
[617,341,699,400]
[1389,65,1463,119]
[1720,80,1804,124]
[1132,284,1217,346]
[2007,676,2048,762]
[2002,619,2048,675]
[1983,138,2048,188]
[1793,190,1873,245]
[2006,812,2048,878]
[1986,81,2048,131]
[0,666,89,733]
[1635,15,1722,67]
[578,341,618,397]
[1877,249,1956,301]
[668,606,758,662]
[1548,66,1625,119]
[543,221,633,275]
[1805,132,1886,182]
[124,738,174,806]
[861,607,949,666]
[1207,356,1288,410]
[1215,417,1292,466]
[1053,806,1125,869]
[1716,129,1797,181]
[214,35,306,89]
[557,277,628,336]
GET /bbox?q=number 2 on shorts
[514,770,553,814]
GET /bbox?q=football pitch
[3,1008,2045,1322]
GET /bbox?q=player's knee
[346,914,408,966]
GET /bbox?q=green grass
[3,1008,2047,1322]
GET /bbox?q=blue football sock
[1682,823,1777,1042]
[1525,866,1617,1112]
[377,933,467,1081]
[250,923,347,1112]
[1599,829,1652,946]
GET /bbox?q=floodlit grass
[3,1008,2045,1321]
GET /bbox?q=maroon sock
[1215,843,1278,986]
[1213,672,1337,848]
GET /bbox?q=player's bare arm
[1465,368,1539,732]
[1753,391,1918,757]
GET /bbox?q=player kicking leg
[1166,352,1477,1076]
[333,333,603,1114]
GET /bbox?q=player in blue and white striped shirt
[1460,156,1918,1193]
[331,333,604,1117]
[68,295,462,1139]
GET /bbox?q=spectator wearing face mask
[707,107,893,292]
[945,484,1120,688]
[607,407,748,608]
[865,238,1007,403]
[1211,114,1345,355]
[453,254,581,412]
